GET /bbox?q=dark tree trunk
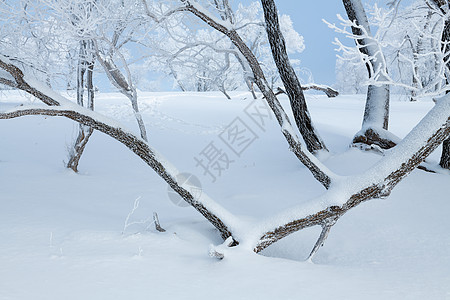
[429,0,450,169]
[440,11,450,169]
[67,40,95,173]
[260,0,327,154]
[440,138,450,169]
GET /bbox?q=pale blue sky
[273,1,348,86]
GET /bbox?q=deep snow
[0,91,449,299]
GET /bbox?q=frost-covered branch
[141,0,187,24]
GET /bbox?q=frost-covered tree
[340,0,393,150]
[334,2,439,97]
[1,0,449,259]
[372,1,444,100]
[0,0,77,87]
[142,1,309,100]
[47,0,150,142]
[93,6,149,142]
[141,0,330,153]
[330,0,450,169]
[351,0,450,169]
[66,39,96,172]
[335,51,368,95]
[1,0,151,171]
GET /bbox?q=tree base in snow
[352,128,397,150]
[67,126,93,173]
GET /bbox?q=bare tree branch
[276,85,339,98]
[301,84,339,98]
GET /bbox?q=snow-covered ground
[0,91,449,299]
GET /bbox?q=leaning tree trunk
[67,40,95,173]
[439,8,450,169]
[440,138,450,169]
[342,0,393,150]
[260,0,327,154]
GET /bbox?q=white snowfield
[0,91,449,299]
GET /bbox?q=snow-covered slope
[0,91,448,299]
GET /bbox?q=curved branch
[254,96,450,252]
[0,77,16,88]
[0,56,240,241]
[0,105,238,240]
[0,56,59,106]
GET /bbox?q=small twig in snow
[153,212,166,232]
[122,196,152,234]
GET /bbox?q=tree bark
[440,137,450,169]
[260,0,327,153]
[276,85,339,98]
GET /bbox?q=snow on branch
[0,56,60,106]
[301,84,339,98]
[252,95,450,253]
[141,0,188,24]
[0,55,241,241]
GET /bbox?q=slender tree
[67,40,95,172]
[342,0,394,149]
